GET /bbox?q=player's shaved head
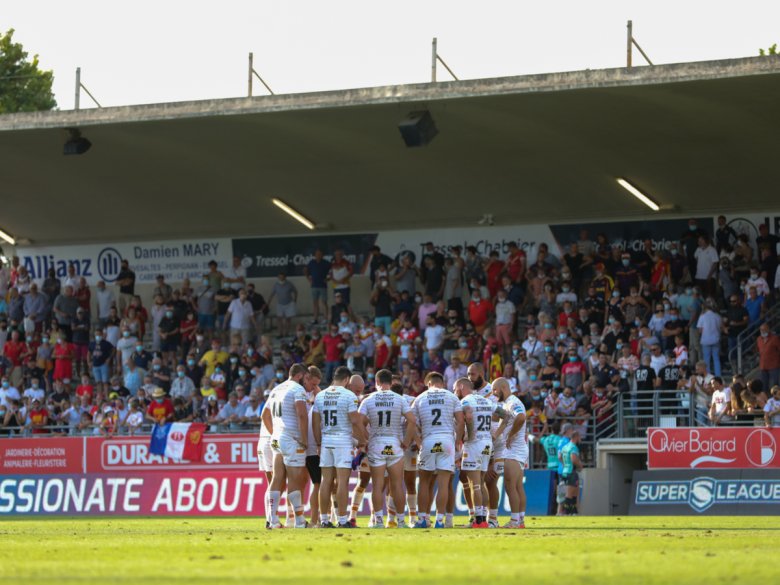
[491,377,510,398]
[467,362,484,375]
[347,375,365,396]
[454,377,472,398]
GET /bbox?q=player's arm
[295,399,308,450]
[462,404,474,443]
[312,410,322,448]
[349,410,367,447]
[402,411,416,449]
[572,450,583,471]
[454,410,465,450]
[260,403,273,435]
[506,412,526,448]
[493,405,511,422]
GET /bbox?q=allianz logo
[22,247,122,283]
[635,478,780,512]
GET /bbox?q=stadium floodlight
[616,178,660,211]
[0,228,16,246]
[271,198,315,230]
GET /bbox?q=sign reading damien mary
[15,238,232,286]
[647,427,780,470]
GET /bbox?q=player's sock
[387,496,396,521]
[264,492,271,523]
[288,490,305,527]
[374,511,384,525]
[407,494,418,520]
[435,513,444,524]
[268,490,281,524]
[320,513,330,524]
[511,512,521,523]
[350,486,365,520]
[468,507,475,518]
[445,513,453,525]
[489,508,498,524]
[519,512,526,523]
[338,514,350,526]
[287,500,295,526]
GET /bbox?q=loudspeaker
[398,110,438,147]
[63,137,92,155]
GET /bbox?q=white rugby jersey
[413,388,462,439]
[461,394,497,443]
[313,386,358,447]
[502,394,527,447]
[264,380,306,442]
[359,390,410,442]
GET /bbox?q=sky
[4,1,780,110]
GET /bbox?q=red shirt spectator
[561,359,587,380]
[757,328,780,371]
[76,281,91,312]
[558,309,577,328]
[506,246,526,283]
[322,330,344,362]
[76,383,94,402]
[485,254,505,298]
[468,295,493,333]
[146,395,175,423]
[374,340,391,370]
[28,405,49,434]
[3,331,29,367]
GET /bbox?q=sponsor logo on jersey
[270,439,280,450]
[431,442,444,453]
[381,445,395,456]
[481,445,492,455]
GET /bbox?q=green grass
[0,516,776,584]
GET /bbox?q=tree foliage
[759,43,778,56]
[0,28,56,114]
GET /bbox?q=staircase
[727,301,780,377]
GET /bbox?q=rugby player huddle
[258,361,530,529]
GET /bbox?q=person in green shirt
[560,430,583,515]
[540,423,561,473]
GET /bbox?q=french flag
[149,423,207,462]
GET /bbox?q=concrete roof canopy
[1,56,779,246]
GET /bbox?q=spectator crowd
[2,216,780,459]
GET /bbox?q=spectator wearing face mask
[614,253,640,296]
[746,266,771,297]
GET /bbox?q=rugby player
[303,366,323,527]
[346,374,371,526]
[262,363,310,529]
[358,368,416,528]
[312,366,367,528]
[455,376,510,528]
[412,371,464,528]
[399,379,420,525]
[492,377,528,528]
[467,362,493,523]
[560,430,583,515]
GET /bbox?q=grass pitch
[1,516,775,584]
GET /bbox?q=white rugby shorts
[417,435,455,473]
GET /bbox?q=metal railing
[729,300,780,375]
